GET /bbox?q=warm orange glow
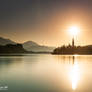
[69,62,80,90]
[69,26,80,36]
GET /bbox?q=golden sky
[0,0,92,46]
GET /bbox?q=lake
[0,54,92,92]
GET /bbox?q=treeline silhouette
[52,45,92,55]
[0,44,50,54]
[0,44,27,53]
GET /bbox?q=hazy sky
[0,0,92,46]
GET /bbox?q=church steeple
[72,38,74,47]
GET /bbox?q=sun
[69,26,79,36]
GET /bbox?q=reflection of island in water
[52,38,92,55]
[69,56,80,91]
[55,55,76,65]
[55,55,80,90]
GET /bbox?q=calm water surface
[0,54,92,92]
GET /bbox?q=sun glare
[69,62,80,90]
[69,26,79,36]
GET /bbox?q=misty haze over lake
[0,54,92,92]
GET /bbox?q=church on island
[52,38,92,55]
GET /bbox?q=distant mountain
[23,41,55,52]
[0,37,16,45]
[23,41,39,47]
[0,37,55,52]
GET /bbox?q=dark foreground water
[0,54,92,92]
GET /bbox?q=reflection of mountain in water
[0,56,23,68]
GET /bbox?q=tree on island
[52,45,92,55]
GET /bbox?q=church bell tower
[72,38,74,47]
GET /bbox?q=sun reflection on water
[69,56,80,90]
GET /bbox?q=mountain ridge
[0,37,16,45]
[0,37,55,52]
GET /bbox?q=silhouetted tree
[52,45,92,55]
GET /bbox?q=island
[52,38,92,55]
